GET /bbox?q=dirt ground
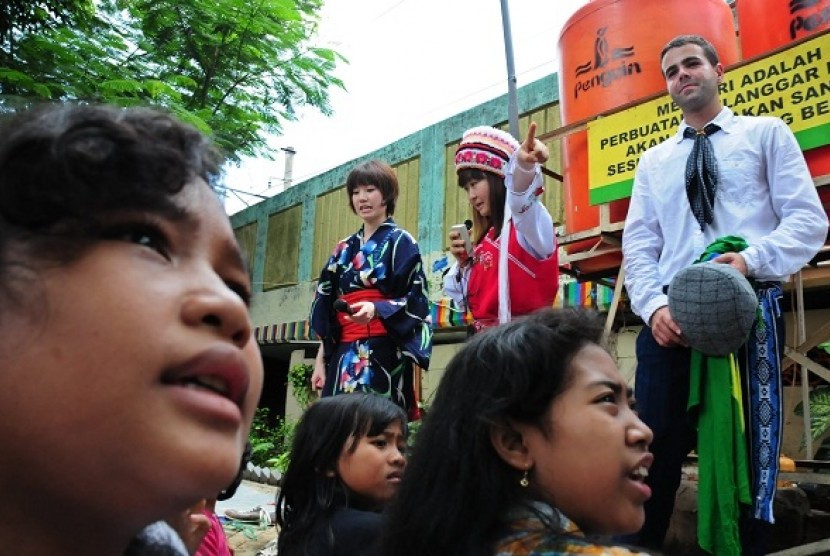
[224,522,277,556]
[222,480,279,556]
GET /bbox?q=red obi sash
[337,289,388,342]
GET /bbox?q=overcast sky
[223,0,589,214]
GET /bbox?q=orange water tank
[736,0,830,178]
[557,0,739,276]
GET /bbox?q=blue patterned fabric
[741,283,784,522]
[310,218,432,416]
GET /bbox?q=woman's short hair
[345,160,399,216]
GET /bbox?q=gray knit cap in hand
[668,262,758,356]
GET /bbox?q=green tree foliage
[248,407,297,471]
[288,362,315,408]
[0,0,345,162]
[795,386,830,443]
[0,1,94,46]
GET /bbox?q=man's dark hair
[660,34,720,68]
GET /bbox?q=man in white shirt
[622,34,827,555]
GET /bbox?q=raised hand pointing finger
[519,121,548,165]
[523,121,538,152]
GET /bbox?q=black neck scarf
[684,123,721,230]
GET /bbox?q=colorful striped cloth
[430,298,474,328]
[688,235,783,556]
[553,281,616,312]
[495,502,654,556]
[254,320,318,344]
[252,280,619,337]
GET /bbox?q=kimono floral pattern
[310,218,432,416]
[339,341,373,392]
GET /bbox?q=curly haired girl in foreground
[0,104,263,554]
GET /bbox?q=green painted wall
[231,73,561,329]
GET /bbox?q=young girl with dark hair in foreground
[382,308,656,555]
[276,393,407,556]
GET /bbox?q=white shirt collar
[675,106,735,143]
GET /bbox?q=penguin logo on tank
[789,0,830,40]
[573,27,640,99]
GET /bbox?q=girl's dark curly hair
[381,308,606,556]
[0,103,222,308]
[276,393,407,556]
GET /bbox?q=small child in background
[276,393,407,556]
[191,443,253,556]
[0,104,264,554]
[191,499,231,556]
[165,500,211,555]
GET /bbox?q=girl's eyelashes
[595,391,625,416]
[226,280,252,306]
[594,391,639,415]
[102,222,171,260]
[99,217,253,306]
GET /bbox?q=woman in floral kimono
[310,160,432,420]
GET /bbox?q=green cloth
[687,236,753,556]
[688,352,752,556]
[695,235,750,265]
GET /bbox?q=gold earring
[520,469,530,488]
